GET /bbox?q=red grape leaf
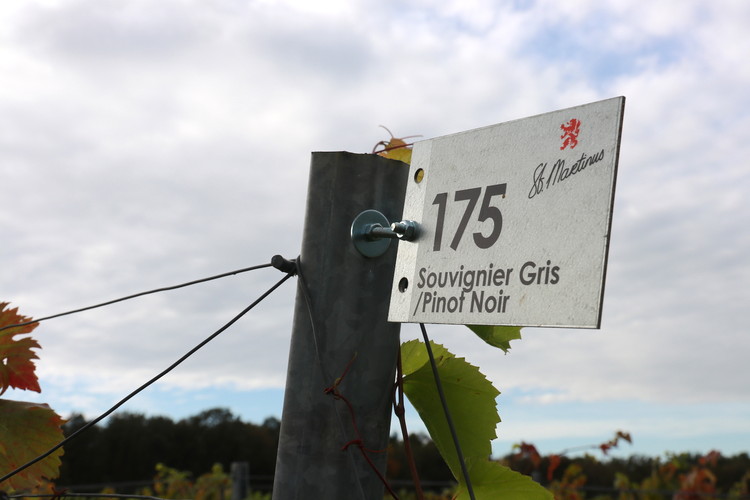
[0,400,64,492]
[547,454,562,481]
[0,302,41,394]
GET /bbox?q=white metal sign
[388,97,625,328]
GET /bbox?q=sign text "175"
[432,183,507,252]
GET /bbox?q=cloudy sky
[3,0,749,462]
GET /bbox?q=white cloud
[2,0,749,456]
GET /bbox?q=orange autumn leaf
[512,442,542,468]
[0,303,64,492]
[372,125,419,164]
[0,400,65,492]
[547,454,562,481]
[0,302,41,394]
[615,430,632,444]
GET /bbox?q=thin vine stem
[393,348,425,500]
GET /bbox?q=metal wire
[10,494,187,500]
[419,323,476,500]
[0,262,274,333]
[0,271,293,487]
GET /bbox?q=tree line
[59,408,280,491]
[57,408,750,496]
[58,407,454,493]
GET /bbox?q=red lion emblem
[560,118,581,150]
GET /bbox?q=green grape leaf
[454,459,552,500]
[467,325,522,354]
[401,339,548,498]
[0,400,64,492]
[400,339,500,479]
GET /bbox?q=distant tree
[57,408,281,491]
[386,432,453,491]
[59,413,104,487]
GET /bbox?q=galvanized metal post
[230,462,250,500]
[272,152,409,500]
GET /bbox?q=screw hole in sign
[414,168,424,183]
[398,277,409,293]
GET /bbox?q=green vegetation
[53,408,750,499]
[400,339,549,499]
